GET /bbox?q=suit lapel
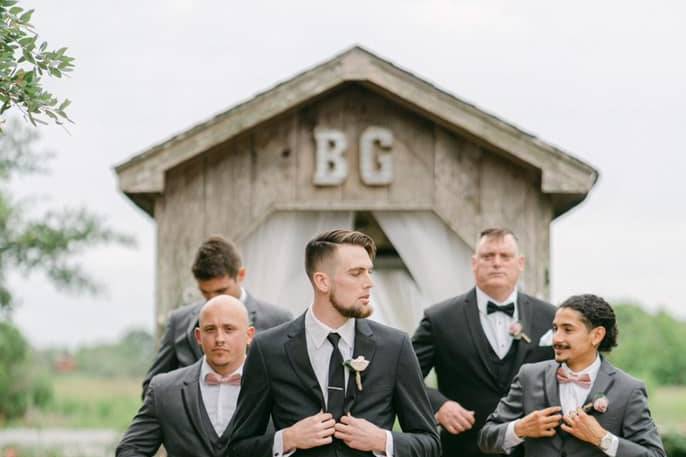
[542,362,564,451]
[284,314,325,410]
[344,319,376,413]
[513,293,534,369]
[583,357,616,407]
[180,363,215,456]
[462,290,499,390]
[184,303,204,360]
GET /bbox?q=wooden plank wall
[153,84,553,328]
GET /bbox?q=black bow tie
[487,301,515,317]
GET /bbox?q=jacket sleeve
[227,336,275,457]
[141,312,179,399]
[116,378,163,457]
[411,313,450,411]
[391,335,442,457]
[478,367,526,454]
[616,383,666,457]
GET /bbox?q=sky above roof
[10,0,685,347]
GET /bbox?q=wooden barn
[115,46,597,334]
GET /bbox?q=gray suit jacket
[478,358,665,457]
[142,291,292,395]
[117,360,231,457]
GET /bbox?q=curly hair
[559,294,618,352]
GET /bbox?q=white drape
[373,211,473,327]
[240,211,354,317]
[368,268,425,333]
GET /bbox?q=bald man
[117,295,255,457]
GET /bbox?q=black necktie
[326,332,345,421]
[487,301,515,317]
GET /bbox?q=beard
[553,343,571,363]
[330,289,373,319]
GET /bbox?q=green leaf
[19,9,34,23]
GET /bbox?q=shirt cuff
[373,430,393,457]
[272,429,295,457]
[503,420,525,451]
[602,432,619,457]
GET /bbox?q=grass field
[10,375,686,433]
[12,374,141,430]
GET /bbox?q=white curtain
[240,211,354,317]
[373,211,473,325]
[368,268,425,333]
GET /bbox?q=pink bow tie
[556,367,592,388]
[205,372,241,386]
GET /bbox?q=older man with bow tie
[116,295,254,457]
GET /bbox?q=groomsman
[479,294,666,457]
[142,235,292,396]
[117,295,255,457]
[228,229,441,457]
[412,228,556,457]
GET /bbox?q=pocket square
[538,329,553,346]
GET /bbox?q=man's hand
[561,409,607,446]
[514,406,562,438]
[435,400,475,435]
[283,412,336,451]
[334,414,387,453]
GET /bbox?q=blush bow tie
[486,301,515,317]
[205,372,242,386]
[556,367,592,388]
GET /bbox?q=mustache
[553,343,571,350]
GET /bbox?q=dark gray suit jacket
[479,358,666,457]
[412,288,556,457]
[228,313,441,457]
[117,360,231,457]
[142,291,292,395]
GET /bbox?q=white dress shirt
[199,356,242,437]
[273,307,393,457]
[476,287,519,359]
[503,355,619,456]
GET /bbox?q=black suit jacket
[228,313,441,457]
[117,360,231,457]
[412,288,556,457]
[142,291,292,396]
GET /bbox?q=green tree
[1,121,133,311]
[1,0,74,130]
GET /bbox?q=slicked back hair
[479,227,519,243]
[191,236,242,280]
[559,294,619,352]
[305,229,376,280]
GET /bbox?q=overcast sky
[9,0,685,348]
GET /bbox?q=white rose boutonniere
[344,356,370,391]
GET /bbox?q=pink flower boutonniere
[344,356,370,391]
[509,321,531,343]
[583,394,609,414]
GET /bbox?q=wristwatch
[599,432,613,452]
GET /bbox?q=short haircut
[479,227,519,242]
[559,294,619,352]
[191,236,242,280]
[305,229,376,279]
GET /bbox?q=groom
[228,229,441,457]
[478,294,665,457]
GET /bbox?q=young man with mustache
[479,294,665,457]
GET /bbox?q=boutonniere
[344,356,370,391]
[509,321,531,343]
[583,394,609,414]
